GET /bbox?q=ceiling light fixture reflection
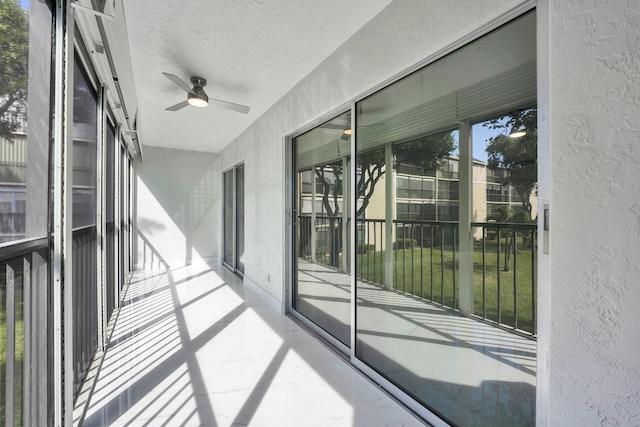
[343,128,352,135]
[509,130,526,138]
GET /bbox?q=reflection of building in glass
[396,156,535,224]
[298,155,536,256]
[0,133,27,243]
[396,157,460,222]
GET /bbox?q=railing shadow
[82,231,218,426]
[136,227,170,271]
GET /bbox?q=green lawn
[355,234,537,335]
[0,283,25,426]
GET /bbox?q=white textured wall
[220,0,526,306]
[546,1,640,425]
[135,146,220,268]
[218,0,640,424]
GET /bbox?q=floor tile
[82,264,425,426]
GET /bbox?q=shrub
[357,243,375,254]
[393,238,417,249]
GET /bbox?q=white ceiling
[122,0,393,154]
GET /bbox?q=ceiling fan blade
[165,100,190,111]
[162,72,194,94]
[208,98,250,114]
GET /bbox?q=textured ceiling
[123,0,393,153]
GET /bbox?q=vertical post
[458,120,474,316]
[52,1,74,425]
[6,264,15,427]
[23,256,32,427]
[34,250,48,425]
[350,104,357,361]
[63,5,74,424]
[114,127,121,307]
[342,156,349,273]
[311,167,317,262]
[128,155,134,272]
[384,142,394,288]
[96,86,105,348]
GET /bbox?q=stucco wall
[216,0,640,424]
[220,0,526,306]
[546,1,640,425]
[135,146,220,268]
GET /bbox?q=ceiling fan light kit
[187,77,209,107]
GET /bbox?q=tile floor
[81,263,425,426]
[296,260,536,426]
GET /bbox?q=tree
[485,108,537,219]
[315,132,456,220]
[0,0,29,139]
[313,132,455,267]
[356,132,456,218]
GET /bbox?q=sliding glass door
[223,164,245,274]
[290,10,537,427]
[293,111,352,347]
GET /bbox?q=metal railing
[471,222,537,336]
[298,215,344,269]
[106,222,116,318]
[72,226,98,397]
[357,219,459,310]
[298,215,537,337]
[0,237,51,426]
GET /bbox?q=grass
[0,275,25,426]
[354,233,537,335]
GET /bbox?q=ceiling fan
[162,72,250,114]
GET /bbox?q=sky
[449,121,506,163]
[471,117,511,162]
[20,0,29,10]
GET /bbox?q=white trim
[535,0,550,425]
[71,2,114,20]
[283,134,294,312]
[353,358,450,427]
[52,1,66,425]
[242,274,284,314]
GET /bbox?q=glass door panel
[471,108,538,335]
[236,164,245,274]
[223,169,234,268]
[354,11,537,426]
[293,111,351,347]
[223,165,245,274]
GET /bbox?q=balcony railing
[471,222,537,336]
[298,215,537,337]
[298,215,344,269]
[72,226,98,396]
[0,237,51,426]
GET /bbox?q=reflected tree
[0,0,29,139]
[485,108,537,219]
[313,132,455,267]
[485,108,537,271]
[356,132,456,217]
[315,161,344,267]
